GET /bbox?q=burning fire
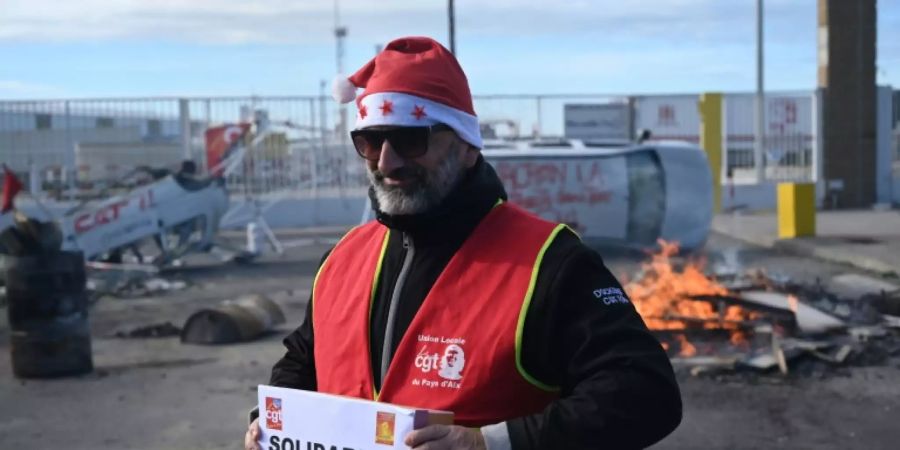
[675,334,697,357]
[625,240,759,355]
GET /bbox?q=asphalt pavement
[0,230,898,449]
[713,209,900,276]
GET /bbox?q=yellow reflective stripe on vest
[371,230,391,401]
[514,223,570,392]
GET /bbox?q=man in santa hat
[246,36,681,450]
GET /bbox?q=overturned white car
[483,139,713,250]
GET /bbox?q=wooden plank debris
[740,290,845,333]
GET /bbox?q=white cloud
[0,0,814,46]
[3,0,896,94]
[0,0,437,43]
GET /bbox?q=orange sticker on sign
[375,411,395,445]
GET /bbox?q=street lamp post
[754,0,765,182]
[448,0,456,54]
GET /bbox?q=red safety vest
[313,202,565,427]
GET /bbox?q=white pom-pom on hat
[332,75,357,103]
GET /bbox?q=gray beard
[367,152,465,216]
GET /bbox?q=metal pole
[179,98,192,160]
[334,0,347,145]
[64,100,73,193]
[448,0,456,54]
[318,80,327,199]
[812,89,824,185]
[754,0,765,182]
[203,99,211,173]
[309,97,319,224]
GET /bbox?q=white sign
[257,385,453,450]
[564,103,631,140]
[633,96,701,142]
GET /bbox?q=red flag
[2,165,23,213]
[205,123,250,176]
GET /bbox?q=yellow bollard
[698,93,723,214]
[778,183,816,238]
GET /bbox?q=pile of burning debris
[624,241,900,377]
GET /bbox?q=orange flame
[730,330,751,349]
[625,240,760,353]
[675,334,697,357]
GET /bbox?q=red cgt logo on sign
[265,397,283,430]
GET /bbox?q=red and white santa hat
[333,36,482,149]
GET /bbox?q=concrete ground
[713,209,900,275]
[1,231,899,449]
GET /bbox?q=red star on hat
[379,100,394,116]
[411,105,427,120]
[359,104,368,119]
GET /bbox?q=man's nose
[377,139,405,175]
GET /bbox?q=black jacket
[269,157,682,449]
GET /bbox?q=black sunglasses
[351,124,454,161]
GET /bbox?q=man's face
[444,348,459,367]
[364,126,479,215]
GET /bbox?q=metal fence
[1,91,822,201]
[473,94,628,139]
[472,92,818,184]
[186,97,366,199]
[893,90,900,173]
[632,92,817,184]
[0,99,185,193]
[0,96,369,201]
[723,92,816,183]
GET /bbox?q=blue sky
[0,0,898,99]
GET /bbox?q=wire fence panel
[633,95,701,144]
[0,100,72,191]
[0,98,188,196]
[0,97,371,201]
[892,89,900,174]
[724,93,815,183]
[1,90,823,202]
[195,97,366,200]
[472,94,633,141]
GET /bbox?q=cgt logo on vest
[265,397,283,430]
[413,336,467,389]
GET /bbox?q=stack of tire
[5,251,93,378]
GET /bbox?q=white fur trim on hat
[354,92,482,149]
[332,75,357,103]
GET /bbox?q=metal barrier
[723,92,816,183]
[0,96,368,201]
[473,92,818,184]
[633,94,701,144]
[1,98,194,196]
[186,97,366,200]
[893,90,900,174]
[1,91,823,200]
[473,94,630,139]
